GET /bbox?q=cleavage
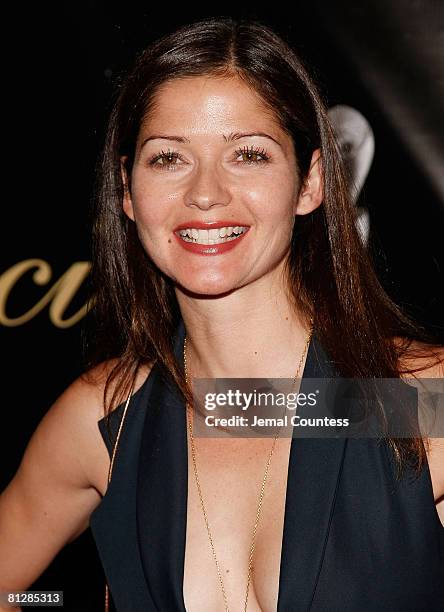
[183,435,293,611]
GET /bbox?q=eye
[234,145,270,165]
[148,148,184,171]
[147,144,271,171]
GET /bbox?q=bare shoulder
[0,359,153,591]
[46,358,153,470]
[393,337,444,508]
[60,359,153,493]
[74,358,153,421]
[11,358,153,499]
[392,336,444,377]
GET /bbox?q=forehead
[141,75,283,135]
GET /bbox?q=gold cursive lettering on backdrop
[0,259,92,328]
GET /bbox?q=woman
[1,17,443,612]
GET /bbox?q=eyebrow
[140,131,282,148]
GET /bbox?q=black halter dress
[89,318,444,611]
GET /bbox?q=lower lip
[173,229,250,255]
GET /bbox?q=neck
[175,270,312,380]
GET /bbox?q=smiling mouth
[175,226,249,245]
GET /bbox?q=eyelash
[147,145,270,171]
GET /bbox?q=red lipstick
[173,220,250,231]
[173,221,251,256]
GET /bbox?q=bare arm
[0,365,111,601]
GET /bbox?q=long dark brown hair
[81,16,443,478]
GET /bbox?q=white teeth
[177,226,249,244]
[200,231,209,244]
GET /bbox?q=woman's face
[123,75,318,296]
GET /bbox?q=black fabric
[89,318,444,611]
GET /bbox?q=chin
[175,276,239,298]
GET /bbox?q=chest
[182,436,293,612]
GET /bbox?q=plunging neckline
[136,318,348,611]
[180,333,314,612]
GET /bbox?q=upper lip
[173,220,250,231]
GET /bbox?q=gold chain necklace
[183,323,313,612]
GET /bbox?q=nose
[184,161,231,211]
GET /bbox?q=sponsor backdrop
[1,2,443,609]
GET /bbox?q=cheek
[246,179,297,224]
[130,181,170,229]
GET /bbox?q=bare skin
[121,75,322,610]
[1,75,443,610]
[0,353,442,612]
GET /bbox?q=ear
[294,148,324,216]
[121,156,135,221]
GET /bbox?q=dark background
[1,1,443,609]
